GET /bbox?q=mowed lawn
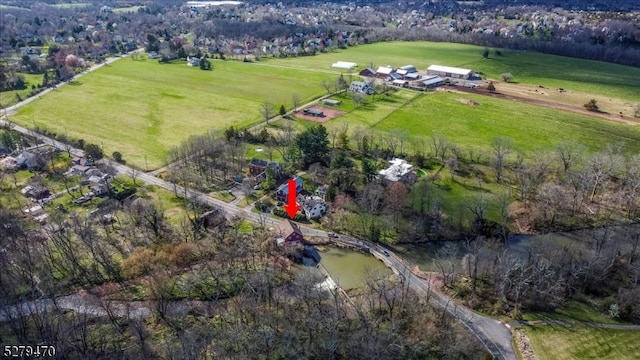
[525,325,640,360]
[12,58,331,169]
[266,41,640,101]
[373,91,640,154]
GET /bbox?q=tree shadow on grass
[451,178,493,194]
[68,80,82,86]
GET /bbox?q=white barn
[332,61,357,70]
[427,65,473,80]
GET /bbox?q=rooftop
[427,64,472,76]
[378,158,414,182]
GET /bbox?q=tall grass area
[525,325,640,360]
[11,58,333,169]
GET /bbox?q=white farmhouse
[379,158,417,183]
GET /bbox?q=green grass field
[526,325,640,360]
[1,73,44,108]
[8,41,640,169]
[375,91,640,154]
[11,58,333,169]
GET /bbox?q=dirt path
[448,85,640,126]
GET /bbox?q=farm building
[392,79,409,87]
[303,108,325,117]
[399,65,417,73]
[358,67,376,77]
[349,81,375,94]
[376,66,394,78]
[422,75,445,88]
[323,99,342,106]
[405,72,421,80]
[427,65,474,80]
[332,61,357,70]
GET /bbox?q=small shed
[303,108,325,117]
[322,99,342,106]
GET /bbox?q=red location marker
[283,178,301,219]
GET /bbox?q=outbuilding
[427,65,473,80]
[332,61,357,70]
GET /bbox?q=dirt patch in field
[294,106,346,122]
[448,85,640,126]
[458,98,480,106]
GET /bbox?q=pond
[319,246,390,290]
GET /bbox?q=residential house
[20,185,50,200]
[277,218,304,244]
[276,176,303,202]
[379,158,418,183]
[249,158,281,177]
[16,151,44,170]
[315,184,328,199]
[349,81,375,94]
[300,196,328,219]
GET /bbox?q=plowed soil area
[295,106,346,122]
[447,85,640,126]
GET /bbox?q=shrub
[584,98,599,112]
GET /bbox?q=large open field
[11,58,333,169]
[8,41,640,169]
[312,89,640,155]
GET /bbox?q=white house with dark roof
[349,81,375,94]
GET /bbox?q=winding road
[1,53,517,359]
